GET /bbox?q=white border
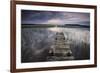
[16,5,94,69]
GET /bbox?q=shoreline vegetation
[22,24,90,28]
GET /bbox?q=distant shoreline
[22,24,90,28]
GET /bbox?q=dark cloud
[21,10,90,63]
[21,10,90,26]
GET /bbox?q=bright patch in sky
[21,10,90,26]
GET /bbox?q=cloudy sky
[21,10,90,26]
